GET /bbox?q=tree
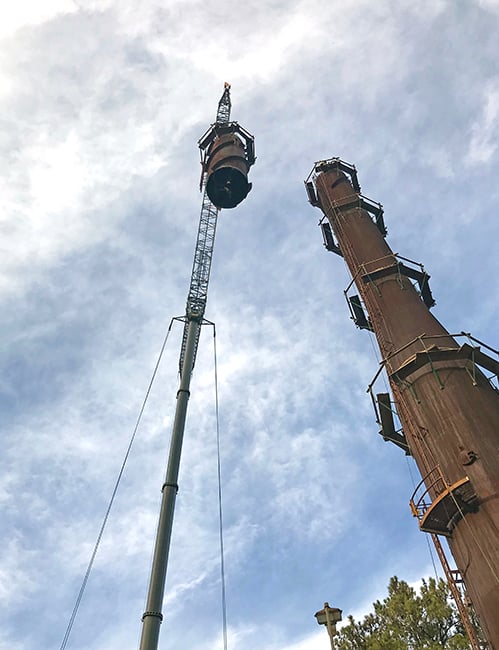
[335,576,472,650]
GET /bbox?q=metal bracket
[306,157,361,192]
[360,256,435,308]
[376,393,411,454]
[320,220,342,256]
[330,193,387,236]
[346,294,373,331]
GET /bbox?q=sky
[1,1,498,649]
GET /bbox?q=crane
[138,84,254,650]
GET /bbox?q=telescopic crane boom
[138,85,254,650]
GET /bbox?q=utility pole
[305,158,499,648]
[139,85,254,650]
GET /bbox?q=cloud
[477,0,499,12]
[467,80,499,164]
[0,0,77,39]
[0,2,497,650]
[0,536,37,607]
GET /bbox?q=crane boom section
[139,84,253,650]
[179,85,231,375]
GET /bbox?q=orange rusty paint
[315,165,499,647]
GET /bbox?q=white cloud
[272,630,328,650]
[0,537,37,607]
[0,1,77,39]
[468,81,499,164]
[477,0,499,12]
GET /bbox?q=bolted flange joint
[141,610,163,622]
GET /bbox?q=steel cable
[212,323,228,650]
[59,318,175,650]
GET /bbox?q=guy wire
[212,323,228,650]
[59,318,175,650]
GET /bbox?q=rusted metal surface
[312,161,499,648]
[205,132,251,208]
[431,533,482,650]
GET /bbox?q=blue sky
[1,1,498,649]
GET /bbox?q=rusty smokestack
[306,158,499,648]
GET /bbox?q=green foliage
[335,576,470,650]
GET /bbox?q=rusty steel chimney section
[306,158,499,648]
